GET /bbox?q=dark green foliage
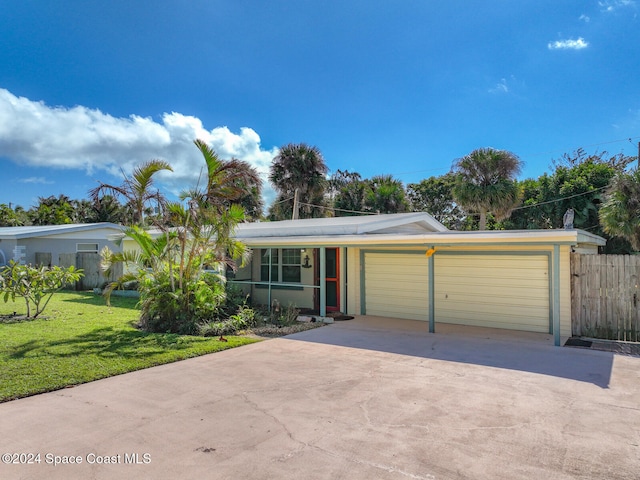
[269,143,329,219]
[407,173,464,229]
[452,148,523,230]
[600,168,640,251]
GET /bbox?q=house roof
[236,212,448,238]
[0,223,124,240]
[233,213,606,248]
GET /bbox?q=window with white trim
[76,243,99,253]
[260,248,301,283]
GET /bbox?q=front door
[325,248,340,312]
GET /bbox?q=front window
[260,248,301,283]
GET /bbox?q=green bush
[199,306,258,336]
[0,261,84,318]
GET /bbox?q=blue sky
[1,0,639,210]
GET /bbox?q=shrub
[0,261,84,318]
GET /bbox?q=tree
[407,173,464,229]
[89,159,173,226]
[599,168,640,251]
[364,175,409,214]
[0,262,83,318]
[269,143,328,220]
[330,170,368,216]
[184,139,262,220]
[101,142,252,334]
[452,148,523,230]
[0,204,27,227]
[28,195,75,225]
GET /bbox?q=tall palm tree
[89,159,173,226]
[452,148,523,230]
[269,143,328,219]
[184,139,262,219]
[365,175,409,214]
[599,168,640,251]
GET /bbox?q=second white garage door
[434,254,550,333]
[363,252,429,321]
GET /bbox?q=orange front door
[325,248,340,312]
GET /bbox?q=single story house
[231,212,606,346]
[0,223,124,268]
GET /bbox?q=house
[231,212,606,346]
[0,223,125,288]
[0,223,125,267]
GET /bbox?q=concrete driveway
[1,316,639,480]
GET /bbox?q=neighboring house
[0,223,124,267]
[232,212,605,346]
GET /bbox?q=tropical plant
[452,148,523,230]
[28,195,76,225]
[364,175,409,214]
[100,141,252,334]
[0,261,83,318]
[407,173,464,228]
[599,168,640,251]
[0,204,27,227]
[269,143,328,219]
[89,159,173,226]
[330,170,368,216]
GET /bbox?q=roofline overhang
[237,229,606,248]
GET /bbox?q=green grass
[0,291,260,402]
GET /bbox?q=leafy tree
[101,142,251,334]
[330,170,368,216]
[269,143,328,220]
[28,195,75,225]
[407,173,464,229]
[89,159,173,226]
[183,139,262,220]
[502,150,633,250]
[0,204,27,226]
[600,168,640,251]
[0,262,83,318]
[364,174,409,214]
[88,195,128,224]
[452,148,523,230]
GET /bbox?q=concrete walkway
[1,316,639,479]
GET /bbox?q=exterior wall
[248,248,316,310]
[0,239,17,265]
[15,236,122,267]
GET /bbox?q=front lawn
[0,291,259,402]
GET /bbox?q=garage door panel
[435,254,550,333]
[364,252,429,321]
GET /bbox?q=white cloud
[547,37,589,50]
[0,88,278,203]
[599,0,635,12]
[579,14,590,22]
[19,176,54,184]
[489,78,509,94]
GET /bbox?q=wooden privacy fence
[58,252,122,290]
[571,253,640,342]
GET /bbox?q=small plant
[271,302,300,326]
[0,261,84,318]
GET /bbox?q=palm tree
[452,148,523,230]
[89,159,173,226]
[364,175,409,214]
[269,143,328,219]
[183,139,262,219]
[599,168,640,251]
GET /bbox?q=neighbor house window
[260,248,301,283]
[76,243,99,253]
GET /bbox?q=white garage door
[434,255,550,333]
[363,252,429,321]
